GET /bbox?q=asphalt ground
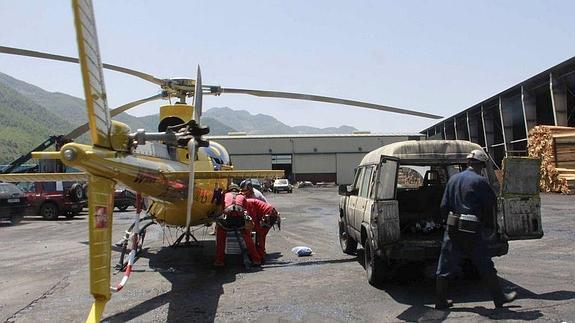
[1,188,574,322]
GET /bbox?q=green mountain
[0,72,159,131]
[0,72,356,163]
[0,82,75,163]
[204,107,358,135]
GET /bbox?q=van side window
[353,167,364,193]
[359,166,373,198]
[375,159,397,200]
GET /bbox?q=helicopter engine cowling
[109,120,132,152]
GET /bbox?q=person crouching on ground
[214,188,261,267]
[245,198,280,260]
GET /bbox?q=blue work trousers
[436,227,496,278]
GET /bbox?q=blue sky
[1,1,574,133]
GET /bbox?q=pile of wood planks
[398,167,423,188]
[527,125,575,193]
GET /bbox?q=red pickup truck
[17,181,86,220]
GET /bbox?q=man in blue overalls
[435,149,517,309]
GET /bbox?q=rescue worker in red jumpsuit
[214,186,261,267]
[240,179,268,203]
[245,198,279,260]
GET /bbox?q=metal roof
[360,140,482,165]
[421,55,575,134]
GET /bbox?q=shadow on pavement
[264,253,357,269]
[353,249,575,322]
[389,275,574,321]
[102,240,262,322]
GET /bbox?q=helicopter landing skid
[172,229,201,248]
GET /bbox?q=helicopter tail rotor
[184,66,203,237]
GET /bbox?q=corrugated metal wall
[422,56,575,167]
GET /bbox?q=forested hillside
[0,71,357,164]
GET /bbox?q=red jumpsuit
[246,198,277,259]
[214,192,261,266]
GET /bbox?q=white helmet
[467,149,489,163]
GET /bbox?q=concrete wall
[230,155,272,170]
[336,153,366,184]
[207,134,422,184]
[294,154,336,173]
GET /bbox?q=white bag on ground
[291,246,312,256]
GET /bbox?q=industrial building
[206,58,575,185]
[421,56,575,166]
[207,133,423,184]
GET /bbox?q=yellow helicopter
[0,1,442,321]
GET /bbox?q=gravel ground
[1,188,574,322]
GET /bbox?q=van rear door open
[498,157,543,240]
[371,156,400,246]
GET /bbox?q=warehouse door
[272,154,292,180]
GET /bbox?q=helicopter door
[499,157,543,240]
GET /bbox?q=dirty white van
[338,140,542,285]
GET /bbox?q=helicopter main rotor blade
[213,87,442,119]
[0,46,164,86]
[1,45,441,119]
[64,93,163,140]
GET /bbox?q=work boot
[435,277,454,309]
[485,273,517,308]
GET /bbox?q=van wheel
[365,235,392,286]
[41,203,59,220]
[338,218,357,255]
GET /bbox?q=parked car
[273,179,293,193]
[338,140,543,286]
[114,187,136,211]
[17,181,86,220]
[249,178,263,191]
[296,181,314,188]
[0,182,29,224]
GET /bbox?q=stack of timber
[527,125,575,193]
[398,167,423,188]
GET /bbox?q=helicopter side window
[200,146,224,170]
[200,142,231,170]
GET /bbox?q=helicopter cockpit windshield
[200,141,230,170]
